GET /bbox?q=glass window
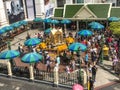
[57,0,65,7]
[77,0,84,3]
[25,0,35,19]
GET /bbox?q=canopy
[108,17,120,22]
[24,38,41,46]
[68,42,87,52]
[78,29,93,36]
[33,18,43,22]
[21,52,43,63]
[0,50,20,59]
[61,19,71,24]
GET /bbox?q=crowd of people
[15,23,120,90]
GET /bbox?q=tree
[109,22,120,57]
[109,22,120,36]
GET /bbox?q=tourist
[91,65,97,82]
[56,55,60,66]
[71,59,76,71]
[34,33,38,38]
[89,77,94,90]
[46,58,51,72]
[112,54,118,70]
[84,51,89,65]
[66,65,70,74]
[26,32,30,40]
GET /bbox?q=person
[18,43,23,54]
[44,0,54,18]
[46,59,51,72]
[84,51,89,65]
[91,65,97,82]
[112,54,118,70]
[26,32,30,40]
[56,55,60,65]
[34,62,39,75]
[34,33,38,38]
[89,77,94,90]
[71,60,76,71]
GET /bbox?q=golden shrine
[49,28,63,46]
[36,28,75,54]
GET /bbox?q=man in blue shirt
[84,51,89,65]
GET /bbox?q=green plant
[109,22,120,35]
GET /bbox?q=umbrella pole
[76,21,79,32]
[64,24,66,34]
[7,40,11,50]
[29,64,34,80]
[7,60,12,76]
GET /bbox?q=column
[0,0,9,26]
[29,64,34,80]
[54,66,59,86]
[35,0,45,18]
[7,60,12,76]
[22,0,27,19]
[81,69,87,87]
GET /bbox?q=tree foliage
[109,22,120,35]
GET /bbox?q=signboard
[44,0,55,18]
[5,0,25,24]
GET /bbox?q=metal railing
[34,70,54,83]
[0,63,7,74]
[59,70,80,86]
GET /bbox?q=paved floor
[0,76,71,90]
[0,29,119,90]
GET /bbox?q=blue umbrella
[88,21,101,26]
[24,38,41,46]
[61,19,71,24]
[21,52,43,63]
[0,50,20,76]
[2,26,13,32]
[51,20,59,24]
[68,42,87,52]
[0,29,6,34]
[33,18,43,22]
[44,18,52,23]
[44,28,52,34]
[91,24,104,30]
[108,17,120,22]
[11,22,21,28]
[78,30,93,36]
[0,50,20,59]
[19,20,28,25]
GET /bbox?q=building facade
[0,0,120,26]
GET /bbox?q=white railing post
[54,66,59,86]
[29,64,34,80]
[7,60,12,77]
[81,69,87,87]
